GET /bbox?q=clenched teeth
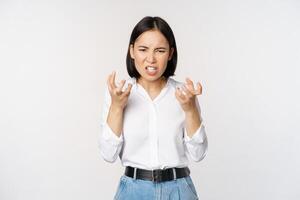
[146,66,157,70]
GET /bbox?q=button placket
[148,103,155,167]
[151,103,159,167]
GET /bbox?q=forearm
[106,104,124,137]
[185,108,202,138]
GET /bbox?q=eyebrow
[137,45,167,50]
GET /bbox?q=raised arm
[175,78,208,162]
[98,71,132,163]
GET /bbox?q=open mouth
[145,66,158,76]
[145,66,158,72]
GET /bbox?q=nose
[146,52,156,63]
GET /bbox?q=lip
[145,66,158,76]
[145,66,158,69]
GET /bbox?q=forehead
[134,29,169,47]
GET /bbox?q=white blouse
[98,77,208,170]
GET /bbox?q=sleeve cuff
[184,122,206,145]
[102,123,124,146]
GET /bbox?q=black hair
[126,16,178,79]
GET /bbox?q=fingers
[195,82,202,95]
[110,71,117,89]
[181,85,193,98]
[106,71,132,97]
[115,80,126,95]
[106,73,113,92]
[123,83,132,96]
[185,78,195,92]
[176,79,202,102]
[175,87,187,101]
[107,71,117,92]
[107,71,124,93]
[185,77,202,95]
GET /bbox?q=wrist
[110,104,124,113]
[184,108,199,117]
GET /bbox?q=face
[130,29,174,82]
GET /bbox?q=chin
[144,75,163,82]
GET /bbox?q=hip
[113,174,199,200]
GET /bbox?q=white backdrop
[1,0,299,199]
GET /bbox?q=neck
[137,77,167,92]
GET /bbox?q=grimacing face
[130,29,174,82]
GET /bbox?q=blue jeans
[113,174,199,200]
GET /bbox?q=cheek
[158,52,170,59]
[158,55,170,64]
[133,56,145,69]
[134,51,146,60]
[134,56,144,67]
[135,56,144,62]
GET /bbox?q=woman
[98,16,208,200]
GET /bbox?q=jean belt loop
[172,168,177,180]
[133,167,137,180]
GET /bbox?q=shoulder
[122,77,136,91]
[168,77,185,89]
[121,76,185,89]
[125,77,136,85]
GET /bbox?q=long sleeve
[183,98,208,162]
[97,86,124,163]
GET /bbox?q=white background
[1,0,299,199]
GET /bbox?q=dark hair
[126,16,178,79]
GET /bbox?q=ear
[130,44,135,59]
[168,47,174,61]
